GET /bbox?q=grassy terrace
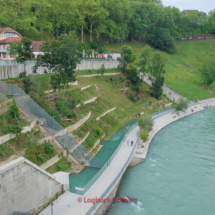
[3,71,170,151]
[105,40,215,100]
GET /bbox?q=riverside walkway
[134,98,215,161]
[40,125,140,215]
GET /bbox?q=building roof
[32,41,43,52]
[0,37,22,44]
[0,27,16,34]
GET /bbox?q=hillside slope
[105,40,215,100]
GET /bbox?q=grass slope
[105,40,215,100]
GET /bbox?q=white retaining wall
[0,157,61,215]
[0,120,37,145]
[66,111,91,133]
[0,61,119,80]
[96,107,116,121]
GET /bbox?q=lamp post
[51,202,54,215]
[109,148,111,166]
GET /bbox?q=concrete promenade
[134,98,215,161]
[39,125,140,215]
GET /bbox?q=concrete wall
[96,107,116,121]
[40,150,67,170]
[0,61,119,80]
[0,120,37,145]
[140,72,185,103]
[66,111,91,133]
[0,157,61,215]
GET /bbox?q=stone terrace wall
[0,61,119,80]
[0,157,61,215]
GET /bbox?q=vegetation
[199,60,215,91]
[105,40,215,100]
[46,156,73,174]
[139,130,149,142]
[175,98,188,111]
[138,113,154,132]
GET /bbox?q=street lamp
[51,202,54,215]
[109,148,111,166]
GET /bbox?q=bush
[19,71,27,79]
[94,126,102,137]
[140,130,149,142]
[90,41,99,50]
[67,99,76,109]
[22,76,32,94]
[176,98,188,111]
[138,113,153,131]
[99,64,105,76]
[128,93,136,103]
[194,96,199,102]
[9,99,19,118]
[98,46,104,54]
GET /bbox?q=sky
[162,0,215,14]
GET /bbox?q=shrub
[140,130,149,142]
[194,96,199,102]
[98,46,104,54]
[128,93,136,103]
[67,99,76,110]
[19,71,27,79]
[22,76,32,94]
[138,113,154,131]
[94,126,102,137]
[176,98,188,111]
[9,99,19,118]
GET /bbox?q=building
[182,10,206,16]
[0,27,22,59]
[0,27,43,60]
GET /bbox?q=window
[4,33,15,37]
[3,44,5,49]
[3,53,6,58]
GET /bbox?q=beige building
[0,27,43,60]
[0,27,22,60]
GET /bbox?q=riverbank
[132,98,215,166]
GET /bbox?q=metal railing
[8,212,31,215]
[0,60,37,66]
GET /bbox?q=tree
[138,113,154,131]
[126,63,141,86]
[139,130,149,142]
[199,60,215,91]
[118,45,136,95]
[33,40,59,100]
[8,36,33,71]
[9,99,19,118]
[10,119,22,144]
[139,45,153,73]
[148,53,165,99]
[208,9,215,34]
[175,98,188,111]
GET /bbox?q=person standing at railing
[131,140,133,146]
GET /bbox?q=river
[107,108,215,215]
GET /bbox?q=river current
[107,108,215,215]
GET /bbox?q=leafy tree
[138,113,153,131]
[118,45,136,95]
[149,28,176,54]
[8,37,33,71]
[208,9,215,34]
[98,46,104,54]
[139,45,153,73]
[99,64,105,76]
[126,63,141,86]
[148,53,165,99]
[199,60,215,91]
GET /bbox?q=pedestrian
[127,140,129,146]
[131,140,133,146]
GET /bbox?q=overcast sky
[162,0,215,14]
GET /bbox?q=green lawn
[105,40,215,100]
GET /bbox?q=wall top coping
[0,157,57,181]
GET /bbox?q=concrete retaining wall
[0,120,37,145]
[140,72,184,103]
[96,107,116,121]
[40,150,67,170]
[76,97,97,108]
[0,157,61,215]
[0,61,119,80]
[66,111,91,133]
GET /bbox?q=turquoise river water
[107,108,215,215]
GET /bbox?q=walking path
[77,72,119,77]
[39,125,140,215]
[135,98,215,161]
